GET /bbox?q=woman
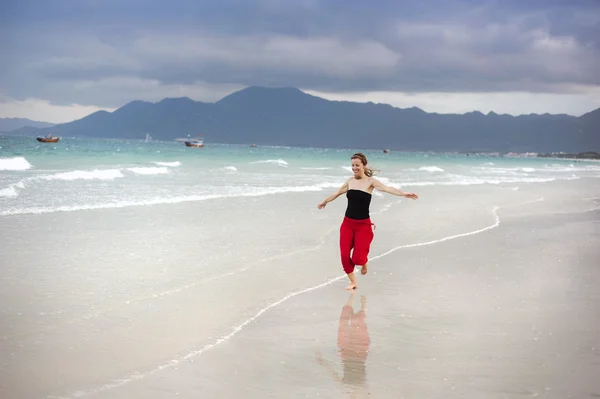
[318,153,418,291]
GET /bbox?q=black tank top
[345,189,372,220]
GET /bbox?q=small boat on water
[184,134,204,148]
[36,134,60,143]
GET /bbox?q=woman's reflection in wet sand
[316,293,370,398]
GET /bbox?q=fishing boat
[36,134,60,143]
[184,134,204,148]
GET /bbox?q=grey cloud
[376,19,600,92]
[0,0,598,108]
[132,34,400,78]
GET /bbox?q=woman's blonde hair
[351,152,378,177]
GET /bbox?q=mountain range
[0,117,54,132]
[7,86,599,153]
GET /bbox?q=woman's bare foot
[361,263,368,275]
[345,272,357,291]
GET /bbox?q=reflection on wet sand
[316,293,370,398]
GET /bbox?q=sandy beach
[1,176,599,399]
[2,0,599,396]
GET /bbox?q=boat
[145,133,152,142]
[36,134,60,143]
[383,148,390,154]
[185,140,204,147]
[184,134,204,148]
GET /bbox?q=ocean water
[1,135,598,216]
[1,135,600,399]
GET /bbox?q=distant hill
[7,86,599,152]
[0,117,54,132]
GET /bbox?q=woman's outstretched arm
[318,179,350,209]
[371,178,419,199]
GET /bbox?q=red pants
[339,217,374,274]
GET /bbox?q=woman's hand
[404,192,419,200]
[318,201,327,209]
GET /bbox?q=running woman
[318,153,419,290]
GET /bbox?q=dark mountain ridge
[7,86,598,152]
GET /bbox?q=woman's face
[351,158,364,176]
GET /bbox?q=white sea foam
[251,159,289,167]
[479,164,599,175]
[404,166,444,172]
[0,185,18,197]
[316,182,343,189]
[399,176,557,187]
[0,185,326,216]
[0,180,25,197]
[127,167,169,175]
[0,156,32,171]
[153,161,181,167]
[542,164,600,173]
[224,166,237,172]
[41,169,124,181]
[418,166,444,172]
[301,167,333,170]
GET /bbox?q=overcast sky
[0,0,599,123]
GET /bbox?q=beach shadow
[316,293,370,397]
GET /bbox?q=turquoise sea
[1,135,598,217]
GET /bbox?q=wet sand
[1,179,599,398]
[90,190,600,399]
